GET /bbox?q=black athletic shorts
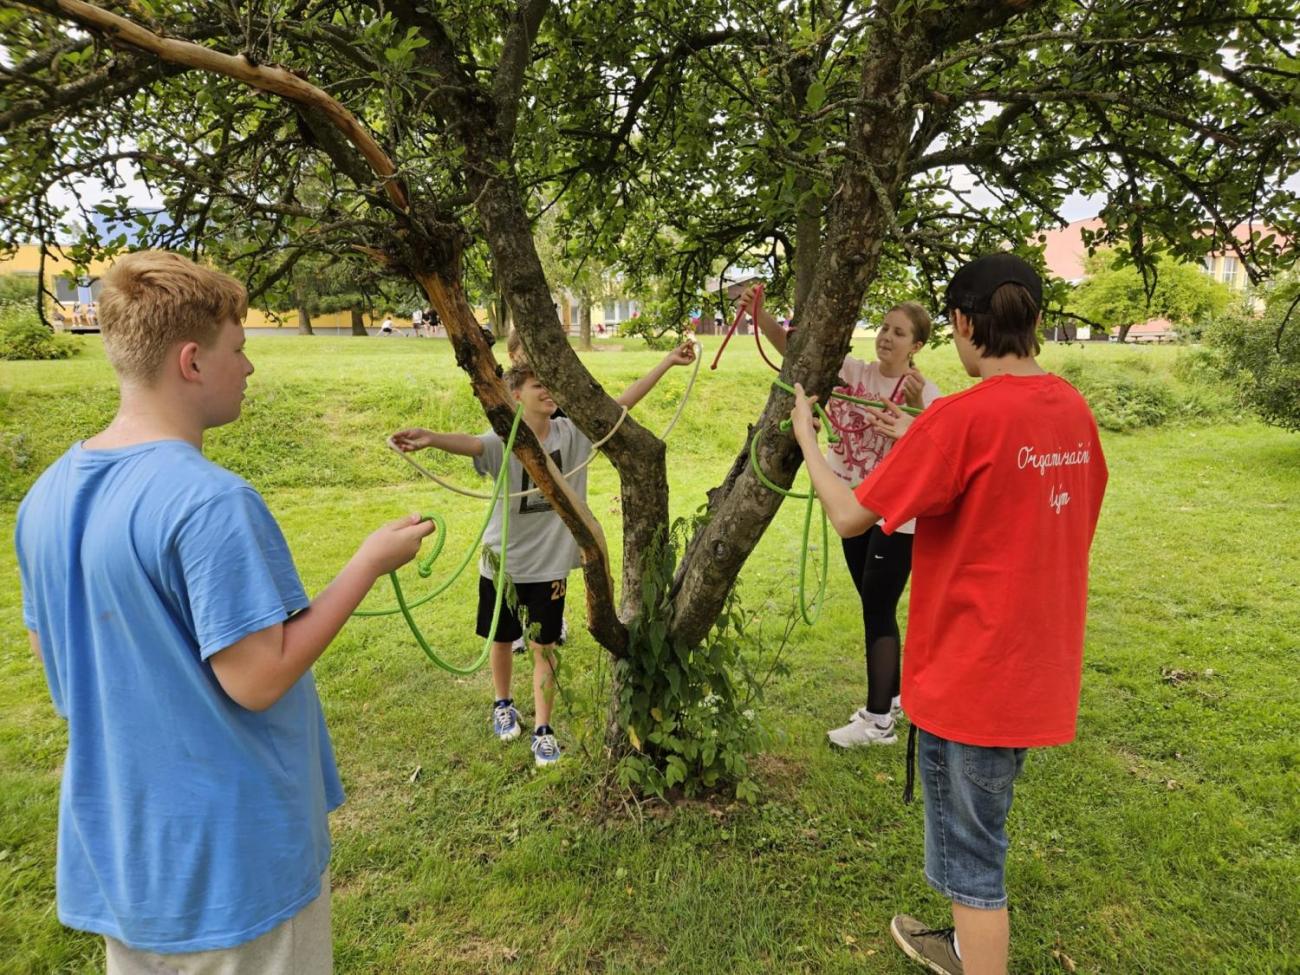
[476,575,567,645]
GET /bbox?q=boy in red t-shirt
[789,254,1107,975]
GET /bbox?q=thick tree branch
[20,0,410,213]
[492,0,550,151]
[669,0,1051,646]
[0,58,176,132]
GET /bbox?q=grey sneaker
[492,703,522,742]
[890,915,963,975]
[531,730,561,767]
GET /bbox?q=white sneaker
[828,712,897,748]
[846,701,904,723]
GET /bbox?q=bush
[0,309,80,361]
[1058,358,1175,431]
[1056,350,1237,432]
[1204,282,1300,433]
[0,273,38,304]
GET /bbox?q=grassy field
[2,335,1297,973]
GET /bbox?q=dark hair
[961,283,1041,358]
[504,364,536,392]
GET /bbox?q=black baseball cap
[943,253,1042,315]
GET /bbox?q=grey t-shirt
[473,417,592,583]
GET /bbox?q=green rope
[770,376,922,437]
[747,427,827,625]
[354,405,526,675]
[749,375,914,626]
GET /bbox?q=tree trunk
[1118,322,1133,342]
[667,4,1031,646]
[296,305,313,335]
[579,296,592,350]
[789,57,825,318]
[668,79,917,642]
[350,306,367,336]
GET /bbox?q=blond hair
[505,328,526,365]
[98,251,248,382]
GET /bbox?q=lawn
[2,335,1297,973]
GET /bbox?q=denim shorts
[919,727,1027,910]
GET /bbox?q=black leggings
[841,525,914,715]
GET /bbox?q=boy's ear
[178,341,203,381]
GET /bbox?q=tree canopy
[3,0,1298,787]
[1069,250,1234,341]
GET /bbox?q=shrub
[1204,282,1300,433]
[1057,358,1175,431]
[0,309,81,361]
[0,273,38,305]
[1057,350,1237,432]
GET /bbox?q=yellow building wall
[0,244,491,329]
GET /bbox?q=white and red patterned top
[826,357,940,534]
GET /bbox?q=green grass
[2,336,1297,973]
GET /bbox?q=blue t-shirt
[15,440,344,953]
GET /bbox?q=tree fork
[465,147,672,631]
[412,266,629,656]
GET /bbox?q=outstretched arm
[790,384,880,538]
[390,429,485,457]
[616,341,696,409]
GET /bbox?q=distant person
[411,307,423,337]
[787,254,1107,975]
[426,307,440,336]
[379,312,395,336]
[16,250,434,973]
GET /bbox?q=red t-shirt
[855,374,1108,747]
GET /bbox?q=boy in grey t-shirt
[391,345,695,765]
